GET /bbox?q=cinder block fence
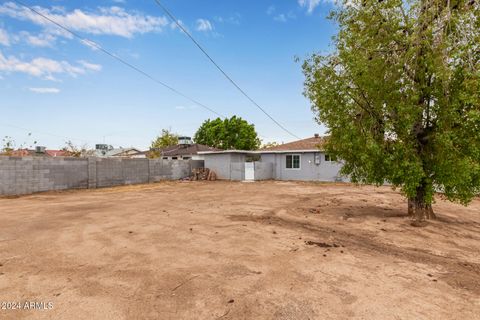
[0,156,203,196]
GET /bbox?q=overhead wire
[153,0,301,140]
[12,0,226,119]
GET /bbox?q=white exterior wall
[253,162,274,180]
[202,151,347,182]
[203,153,246,180]
[204,153,232,179]
[260,152,347,182]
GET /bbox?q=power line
[153,0,301,140]
[12,0,226,119]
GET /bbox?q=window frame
[285,154,301,170]
[324,154,337,162]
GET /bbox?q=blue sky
[0,0,337,150]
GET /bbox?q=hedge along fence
[0,156,203,196]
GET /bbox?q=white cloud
[195,19,213,32]
[0,2,169,38]
[298,0,322,13]
[169,19,189,32]
[266,6,276,15]
[0,28,9,46]
[214,13,241,25]
[274,14,287,22]
[78,60,102,72]
[29,87,60,94]
[80,38,99,51]
[20,31,56,47]
[273,12,296,22]
[267,6,295,22]
[0,50,101,80]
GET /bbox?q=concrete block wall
[0,156,203,196]
[0,157,89,195]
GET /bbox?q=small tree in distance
[261,141,280,149]
[62,141,94,157]
[149,129,179,158]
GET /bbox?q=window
[286,154,300,169]
[172,157,178,160]
[325,154,337,162]
[182,157,191,160]
[246,155,261,162]
[162,157,168,160]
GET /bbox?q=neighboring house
[130,150,150,159]
[93,144,142,158]
[106,148,143,158]
[45,150,71,157]
[1,147,71,157]
[198,134,347,182]
[152,137,220,160]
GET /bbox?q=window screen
[286,155,300,169]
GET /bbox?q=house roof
[94,148,142,157]
[157,144,221,157]
[197,135,327,155]
[1,149,72,157]
[197,150,258,155]
[260,135,326,152]
[45,150,70,157]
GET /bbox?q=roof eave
[198,149,323,155]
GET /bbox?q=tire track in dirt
[227,209,480,295]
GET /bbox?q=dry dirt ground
[0,181,479,320]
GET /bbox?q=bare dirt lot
[0,181,479,320]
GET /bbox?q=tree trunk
[409,183,436,226]
[408,198,415,218]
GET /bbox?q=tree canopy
[302,0,480,222]
[62,141,93,158]
[194,116,261,150]
[261,141,280,149]
[150,129,179,158]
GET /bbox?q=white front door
[245,162,254,180]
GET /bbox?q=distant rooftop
[1,149,71,157]
[156,143,221,157]
[261,134,326,152]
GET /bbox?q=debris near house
[191,168,217,181]
[207,170,217,181]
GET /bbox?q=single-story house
[198,134,347,182]
[93,144,142,158]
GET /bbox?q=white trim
[285,154,301,170]
[197,150,258,155]
[259,149,323,154]
[198,149,323,155]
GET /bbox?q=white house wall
[261,152,346,182]
[253,162,274,180]
[204,153,246,180]
[203,151,347,182]
[204,153,232,179]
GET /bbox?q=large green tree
[194,116,261,150]
[303,0,480,223]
